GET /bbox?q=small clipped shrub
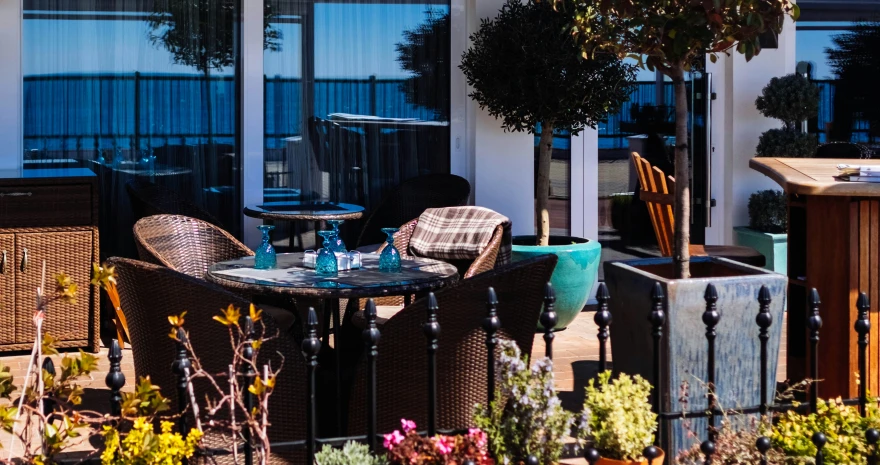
[755,128,817,158]
[474,340,573,464]
[772,397,880,463]
[755,74,820,129]
[579,370,657,461]
[315,442,386,465]
[748,190,787,234]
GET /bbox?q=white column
[241,0,266,247]
[0,0,22,170]
[472,0,534,236]
[706,16,797,246]
[449,0,474,200]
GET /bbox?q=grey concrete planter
[603,256,786,458]
[734,226,787,275]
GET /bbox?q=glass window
[264,0,451,249]
[22,0,242,258]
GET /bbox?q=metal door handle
[20,248,27,273]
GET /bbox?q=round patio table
[206,252,459,431]
[244,201,365,250]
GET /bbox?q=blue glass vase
[379,228,401,272]
[316,230,339,277]
[327,219,347,253]
[254,225,276,270]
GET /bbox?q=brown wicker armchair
[377,218,504,280]
[133,214,253,279]
[344,254,557,435]
[107,257,318,461]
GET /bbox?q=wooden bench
[631,152,766,268]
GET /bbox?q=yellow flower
[213,304,241,327]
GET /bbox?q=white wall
[470,0,535,236]
[705,16,797,245]
[0,0,22,170]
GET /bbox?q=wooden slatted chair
[631,152,766,267]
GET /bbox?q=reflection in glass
[264,0,451,250]
[22,0,244,258]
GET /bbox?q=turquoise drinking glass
[379,227,401,272]
[316,230,339,276]
[327,219,347,253]
[254,225,277,269]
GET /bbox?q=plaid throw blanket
[409,207,511,267]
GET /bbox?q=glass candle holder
[316,230,339,277]
[254,225,277,270]
[327,219,347,253]
[379,227,401,272]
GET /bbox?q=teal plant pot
[734,226,787,275]
[511,236,601,330]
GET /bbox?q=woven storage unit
[0,169,99,352]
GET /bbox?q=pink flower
[433,435,455,455]
[383,430,405,450]
[400,418,417,433]
[468,428,487,447]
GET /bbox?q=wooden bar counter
[751,157,880,398]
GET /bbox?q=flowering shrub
[473,340,573,464]
[579,370,656,461]
[384,419,491,465]
[101,417,202,465]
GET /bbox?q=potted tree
[754,73,820,158]
[734,190,788,274]
[459,0,636,329]
[561,0,798,456]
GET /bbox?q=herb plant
[316,441,387,465]
[579,370,657,461]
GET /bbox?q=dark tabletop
[206,252,459,299]
[243,201,365,221]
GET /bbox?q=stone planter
[512,236,601,330]
[603,257,786,458]
[734,226,787,275]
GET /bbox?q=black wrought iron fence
[45,278,880,465]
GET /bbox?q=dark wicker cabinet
[0,169,99,352]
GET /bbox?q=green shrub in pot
[748,190,788,234]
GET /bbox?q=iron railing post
[856,292,870,416]
[595,282,611,372]
[363,299,380,452]
[483,287,500,404]
[105,338,125,418]
[757,286,772,417]
[649,283,666,447]
[808,289,823,412]
[424,293,440,437]
[302,308,321,465]
[541,282,557,360]
[701,283,719,464]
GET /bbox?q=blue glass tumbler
[316,230,339,277]
[379,227,401,272]
[254,225,277,270]
[327,219,347,253]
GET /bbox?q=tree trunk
[671,64,691,279]
[536,122,554,246]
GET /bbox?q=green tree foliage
[561,0,799,278]
[396,11,451,121]
[459,0,636,245]
[755,74,820,129]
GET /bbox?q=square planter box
[604,256,786,458]
[733,226,787,275]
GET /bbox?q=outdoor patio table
[751,157,880,399]
[206,252,459,431]
[244,201,365,250]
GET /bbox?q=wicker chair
[344,254,557,435]
[816,141,873,159]
[355,174,471,249]
[126,178,223,226]
[107,257,319,462]
[133,214,253,279]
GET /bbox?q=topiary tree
[562,0,799,278]
[754,74,819,158]
[459,0,636,246]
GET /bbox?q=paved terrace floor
[0,310,787,460]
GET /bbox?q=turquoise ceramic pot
[511,236,601,329]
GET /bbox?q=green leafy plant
[756,128,818,158]
[459,0,636,246]
[771,397,880,464]
[579,370,657,461]
[316,441,387,465]
[101,417,202,465]
[748,190,787,234]
[563,0,799,278]
[474,340,574,464]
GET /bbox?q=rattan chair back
[345,254,558,435]
[133,214,253,279]
[355,174,471,248]
[816,141,873,159]
[107,257,306,445]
